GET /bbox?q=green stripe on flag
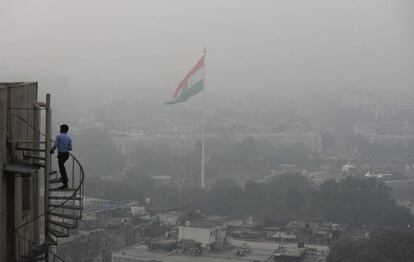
[165,79,204,105]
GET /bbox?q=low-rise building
[112,240,328,262]
[233,129,322,153]
[270,232,297,243]
[112,240,277,262]
[131,206,146,216]
[178,220,227,248]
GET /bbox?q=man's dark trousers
[57,152,70,186]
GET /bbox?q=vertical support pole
[178,178,182,211]
[6,86,12,162]
[201,104,205,188]
[33,103,40,243]
[44,94,51,262]
[6,174,16,261]
[201,48,207,188]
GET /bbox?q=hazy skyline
[1,0,413,104]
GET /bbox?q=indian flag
[165,56,205,105]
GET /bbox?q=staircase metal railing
[9,107,84,262]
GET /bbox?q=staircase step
[49,203,82,210]
[17,243,47,262]
[45,236,57,246]
[17,255,45,262]
[15,147,46,152]
[14,238,57,261]
[23,155,46,161]
[50,212,81,220]
[28,243,48,257]
[49,187,76,192]
[49,171,58,176]
[49,178,62,184]
[49,196,81,201]
[32,161,45,168]
[49,220,76,229]
[49,228,68,238]
[49,219,76,229]
[4,160,38,176]
[35,101,47,108]
[10,140,46,144]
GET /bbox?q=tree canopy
[328,228,414,262]
[314,177,412,226]
[85,171,412,227]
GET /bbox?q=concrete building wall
[178,226,215,246]
[233,130,323,153]
[58,224,142,262]
[0,82,40,261]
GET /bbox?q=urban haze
[1,1,414,262]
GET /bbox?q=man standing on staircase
[50,124,72,189]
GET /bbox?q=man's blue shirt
[53,133,72,153]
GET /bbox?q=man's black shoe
[58,185,68,190]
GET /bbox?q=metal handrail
[14,153,84,230]
[10,112,85,261]
[50,253,65,262]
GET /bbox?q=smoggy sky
[1,0,413,102]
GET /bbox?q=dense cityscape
[1,1,414,262]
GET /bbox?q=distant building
[112,240,279,262]
[233,129,322,153]
[364,172,393,179]
[111,131,199,156]
[354,122,414,146]
[130,206,146,216]
[178,219,227,248]
[158,212,181,226]
[270,232,297,243]
[84,196,116,210]
[341,89,414,117]
[151,175,173,185]
[111,124,322,156]
[342,163,355,173]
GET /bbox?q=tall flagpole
[201,47,206,188]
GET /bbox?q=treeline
[200,175,412,226]
[328,228,414,262]
[86,173,412,227]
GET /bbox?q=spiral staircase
[5,94,85,262]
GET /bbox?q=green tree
[243,180,265,213]
[328,228,414,262]
[315,177,412,226]
[261,173,313,208]
[207,178,243,215]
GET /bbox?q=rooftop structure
[178,219,227,248]
[112,239,278,262]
